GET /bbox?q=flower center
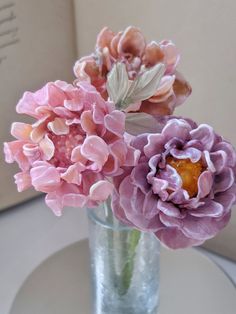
[49,126,83,167]
[166,156,204,197]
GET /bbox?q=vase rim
[87,207,133,231]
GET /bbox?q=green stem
[118,229,141,296]
[104,199,141,296]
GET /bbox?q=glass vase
[87,199,160,314]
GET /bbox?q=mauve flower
[4,80,138,216]
[112,117,236,249]
[73,26,191,115]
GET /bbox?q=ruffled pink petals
[89,180,113,201]
[158,200,183,218]
[96,27,115,50]
[160,40,180,74]
[45,183,86,216]
[39,135,55,160]
[213,168,235,193]
[118,26,146,59]
[142,41,164,67]
[190,124,215,151]
[189,200,224,218]
[47,118,69,135]
[155,228,204,249]
[34,82,65,107]
[30,161,61,193]
[144,134,164,158]
[111,117,236,249]
[4,141,29,171]
[130,163,150,194]
[196,171,213,198]
[16,92,39,118]
[170,147,201,163]
[104,110,125,137]
[61,163,85,185]
[162,118,191,142]
[14,172,32,192]
[80,111,96,134]
[213,142,236,167]
[209,150,227,173]
[81,136,109,170]
[181,215,221,241]
[173,71,192,107]
[11,122,32,140]
[158,165,182,191]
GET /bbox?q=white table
[0,196,235,314]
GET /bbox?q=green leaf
[125,63,165,105]
[106,63,129,108]
[125,112,161,135]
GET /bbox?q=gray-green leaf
[125,63,165,105]
[106,63,129,108]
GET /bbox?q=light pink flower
[73,26,191,115]
[4,80,138,215]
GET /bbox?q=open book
[1,0,236,261]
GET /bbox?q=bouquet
[4,26,236,251]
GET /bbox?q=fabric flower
[4,80,138,216]
[73,26,191,115]
[112,117,236,249]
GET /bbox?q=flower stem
[118,229,141,296]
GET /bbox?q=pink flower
[74,26,191,115]
[111,117,236,249]
[4,80,138,216]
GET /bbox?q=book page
[0,0,76,210]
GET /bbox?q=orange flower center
[166,157,205,197]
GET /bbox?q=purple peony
[112,117,236,249]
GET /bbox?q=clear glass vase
[87,199,160,314]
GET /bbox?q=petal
[104,110,125,137]
[63,193,87,209]
[170,147,202,162]
[34,82,65,107]
[158,200,182,217]
[47,118,69,135]
[189,200,224,218]
[80,110,96,134]
[213,142,236,167]
[3,141,29,171]
[30,161,61,193]
[197,171,213,198]
[96,27,114,49]
[89,180,113,201]
[81,135,109,170]
[190,124,215,151]
[144,133,164,158]
[61,163,85,185]
[64,99,84,112]
[39,135,55,160]
[210,150,227,173]
[130,163,150,194]
[158,165,183,191]
[118,26,146,58]
[142,41,164,67]
[213,167,235,193]
[172,71,192,106]
[162,118,191,142]
[214,191,236,214]
[11,122,32,140]
[16,92,39,118]
[155,228,203,249]
[181,215,223,241]
[14,172,32,192]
